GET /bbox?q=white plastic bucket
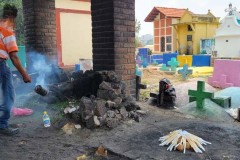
[79,59,93,72]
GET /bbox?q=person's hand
[22,74,31,83]
[0,54,8,60]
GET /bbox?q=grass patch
[49,100,69,111]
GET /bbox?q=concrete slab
[178,99,233,122]
[208,59,240,88]
[177,67,213,77]
[214,87,240,109]
[191,67,213,77]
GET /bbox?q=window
[188,25,192,31]
[187,35,192,41]
[166,36,172,43]
[160,37,165,52]
[166,44,172,51]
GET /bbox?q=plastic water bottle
[43,111,51,127]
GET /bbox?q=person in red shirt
[0,4,31,136]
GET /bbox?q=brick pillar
[91,0,136,95]
[22,0,57,71]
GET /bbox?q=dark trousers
[0,60,15,129]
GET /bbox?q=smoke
[28,52,52,88]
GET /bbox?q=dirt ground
[1,69,240,160]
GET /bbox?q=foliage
[147,48,152,55]
[135,19,141,36]
[49,101,70,111]
[135,19,142,48]
[0,0,24,45]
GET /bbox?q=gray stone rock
[120,82,127,97]
[98,114,107,126]
[99,81,114,91]
[71,110,81,123]
[86,116,95,129]
[115,109,120,114]
[111,82,121,89]
[136,110,147,115]
[97,89,118,101]
[107,71,119,82]
[119,108,128,120]
[107,110,116,118]
[129,111,142,122]
[94,99,107,117]
[105,117,119,128]
[120,95,139,111]
[79,97,95,123]
[134,116,142,122]
[113,97,122,106]
[94,116,100,126]
[115,113,122,121]
[105,100,116,109]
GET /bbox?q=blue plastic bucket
[75,64,81,71]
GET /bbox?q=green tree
[135,19,141,36]
[0,0,24,45]
[135,19,142,48]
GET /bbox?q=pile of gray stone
[67,71,143,129]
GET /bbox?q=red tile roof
[145,7,188,22]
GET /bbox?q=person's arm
[9,51,31,83]
[2,28,31,83]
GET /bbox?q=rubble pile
[65,70,143,129]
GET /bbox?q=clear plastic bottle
[43,111,51,127]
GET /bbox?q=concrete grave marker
[167,58,179,71]
[178,64,193,80]
[160,64,169,71]
[208,59,240,88]
[135,65,143,77]
[188,81,214,109]
[136,55,142,67]
[142,57,148,68]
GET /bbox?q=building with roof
[214,3,240,58]
[173,9,220,55]
[145,7,220,55]
[145,7,187,54]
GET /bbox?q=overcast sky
[135,0,240,36]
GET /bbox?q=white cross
[225,3,237,16]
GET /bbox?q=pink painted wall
[208,59,240,88]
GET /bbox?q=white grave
[214,3,240,58]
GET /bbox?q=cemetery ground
[1,68,240,160]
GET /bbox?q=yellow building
[55,0,92,66]
[173,10,220,55]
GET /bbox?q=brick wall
[91,0,136,95]
[22,0,57,71]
